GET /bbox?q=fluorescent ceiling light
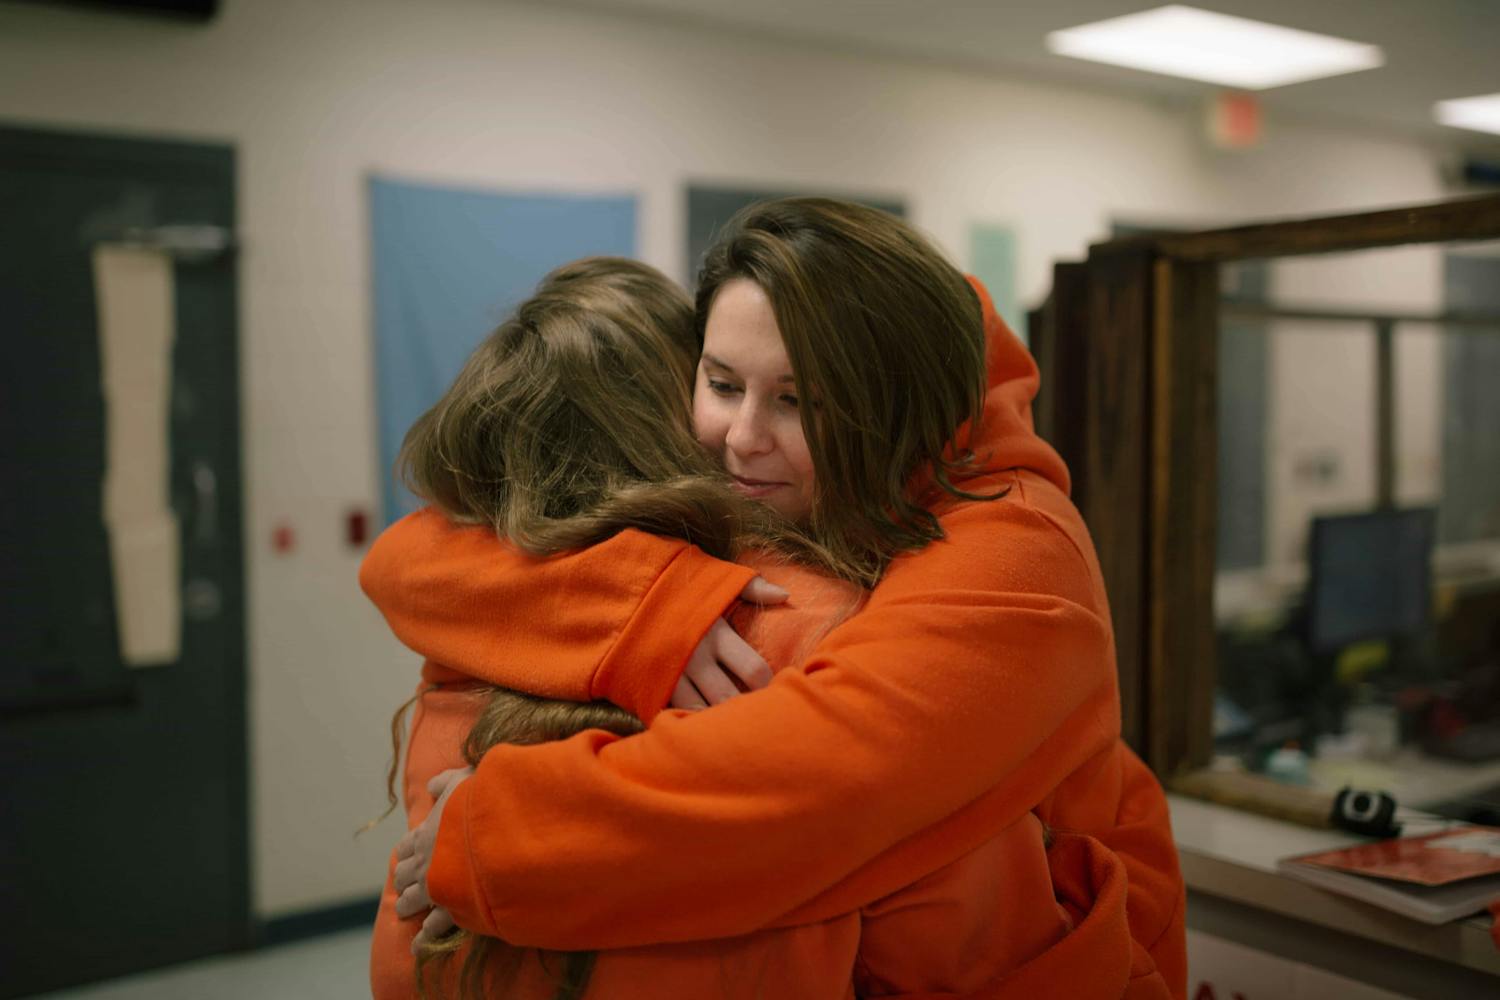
[1046,5,1384,90]
[1435,93,1500,136]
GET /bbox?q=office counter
[1172,792,1500,999]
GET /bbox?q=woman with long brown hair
[371,198,1186,998]
[368,254,1074,999]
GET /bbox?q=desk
[1172,794,1500,998]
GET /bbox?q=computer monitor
[1306,507,1436,654]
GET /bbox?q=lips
[730,474,787,497]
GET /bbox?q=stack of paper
[1278,826,1500,924]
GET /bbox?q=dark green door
[0,123,248,997]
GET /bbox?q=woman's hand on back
[669,576,787,709]
[394,765,473,951]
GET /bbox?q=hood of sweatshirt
[957,276,1071,498]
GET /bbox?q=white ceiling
[563,0,1500,151]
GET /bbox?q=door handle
[192,460,217,544]
[184,459,224,622]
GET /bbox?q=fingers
[682,644,742,705]
[708,619,773,692]
[410,906,456,955]
[678,622,738,706]
[427,766,470,798]
[394,878,431,920]
[394,830,416,863]
[673,616,774,709]
[739,576,790,606]
[425,906,455,938]
[670,675,709,710]
[393,852,420,896]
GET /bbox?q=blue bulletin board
[369,177,637,524]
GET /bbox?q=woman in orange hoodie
[373,199,1186,998]
[369,254,1078,999]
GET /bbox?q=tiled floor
[30,928,373,1000]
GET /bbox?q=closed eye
[707,378,741,396]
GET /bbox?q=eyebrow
[701,353,797,385]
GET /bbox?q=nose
[725,397,773,458]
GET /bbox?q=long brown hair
[696,198,1004,586]
[401,256,762,563]
[389,258,855,998]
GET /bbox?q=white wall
[0,0,1455,916]
[1266,246,1446,572]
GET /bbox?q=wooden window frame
[1030,193,1500,777]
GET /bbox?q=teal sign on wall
[969,223,1021,344]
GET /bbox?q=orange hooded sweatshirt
[370,560,1078,999]
[360,281,1187,999]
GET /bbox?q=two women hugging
[361,198,1187,999]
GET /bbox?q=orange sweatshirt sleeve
[360,509,756,721]
[428,473,1123,948]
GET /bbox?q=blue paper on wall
[370,177,636,524]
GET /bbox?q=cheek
[786,423,817,490]
[691,390,724,454]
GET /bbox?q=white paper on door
[92,244,180,667]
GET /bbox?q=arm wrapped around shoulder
[430,475,1126,949]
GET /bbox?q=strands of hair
[386,255,855,999]
[694,198,1007,587]
[414,691,643,1000]
[398,256,855,581]
[385,202,1014,994]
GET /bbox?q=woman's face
[693,279,817,523]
